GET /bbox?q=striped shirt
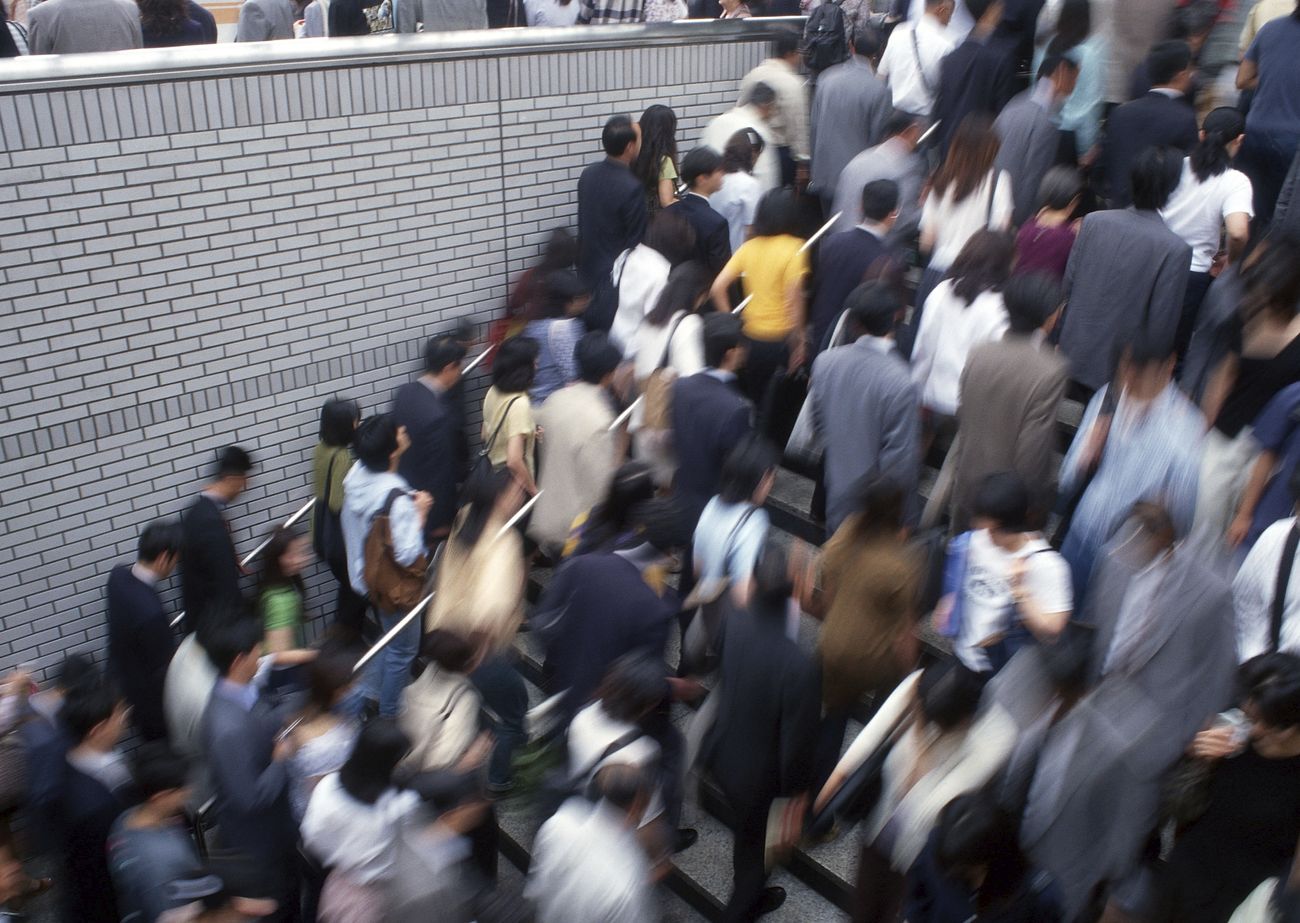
[1233,516,1300,661]
[577,0,641,23]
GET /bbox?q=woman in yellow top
[709,188,809,404]
[633,104,680,213]
[481,335,540,497]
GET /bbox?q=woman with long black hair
[632,104,681,213]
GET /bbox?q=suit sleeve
[620,184,648,254]
[707,222,732,275]
[879,381,921,495]
[208,719,288,815]
[1013,367,1068,500]
[1148,243,1192,352]
[235,0,270,40]
[27,8,49,53]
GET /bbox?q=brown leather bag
[363,488,428,612]
[642,312,688,432]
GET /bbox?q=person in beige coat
[528,334,624,559]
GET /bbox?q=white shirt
[301,774,422,885]
[710,170,763,253]
[1234,517,1300,662]
[566,702,663,822]
[631,311,705,384]
[527,799,655,923]
[910,282,1009,416]
[908,0,972,42]
[692,497,770,585]
[523,0,580,25]
[608,245,671,359]
[955,530,1072,672]
[920,169,1014,271]
[340,463,425,599]
[1160,159,1254,273]
[701,106,780,193]
[878,14,956,117]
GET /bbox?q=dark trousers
[644,705,687,832]
[853,842,904,923]
[327,559,370,644]
[1238,129,1297,229]
[470,652,528,787]
[740,336,789,409]
[721,792,774,923]
[1176,270,1214,363]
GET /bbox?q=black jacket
[931,35,1019,157]
[179,494,242,631]
[106,564,175,741]
[1102,91,1197,206]
[577,158,648,289]
[393,380,461,537]
[810,226,892,352]
[670,371,753,522]
[666,193,733,275]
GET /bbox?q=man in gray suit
[235,0,297,41]
[27,0,142,54]
[199,617,300,920]
[830,113,925,245]
[1056,146,1192,396]
[810,281,921,534]
[808,28,893,213]
[951,273,1068,531]
[1017,504,1236,920]
[992,53,1079,227]
[397,0,487,32]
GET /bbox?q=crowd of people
[3,1,1300,922]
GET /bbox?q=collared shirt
[1148,86,1184,100]
[200,490,227,510]
[1234,516,1300,661]
[856,219,889,239]
[67,747,133,794]
[131,562,160,587]
[705,367,738,384]
[878,14,956,117]
[216,678,259,713]
[856,333,895,355]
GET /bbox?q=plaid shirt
[577,0,642,24]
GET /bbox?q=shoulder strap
[481,396,522,458]
[322,450,339,506]
[657,311,689,371]
[910,25,934,96]
[379,487,408,518]
[1272,523,1300,652]
[576,728,642,785]
[722,505,759,572]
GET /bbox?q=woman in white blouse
[911,229,1014,420]
[608,212,695,358]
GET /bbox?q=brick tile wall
[0,31,771,676]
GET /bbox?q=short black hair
[1124,329,1176,368]
[420,629,478,674]
[680,146,724,188]
[602,114,638,158]
[644,211,697,266]
[1146,39,1193,87]
[719,437,778,504]
[424,334,467,375]
[339,718,410,806]
[1037,165,1083,212]
[852,25,881,58]
[752,188,799,239]
[845,281,900,337]
[202,616,263,677]
[963,0,997,19]
[1036,52,1078,82]
[1130,145,1183,211]
[849,475,906,537]
[917,659,983,731]
[702,312,745,368]
[861,179,900,223]
[215,446,253,479]
[934,792,1020,877]
[319,397,361,448]
[973,471,1031,531]
[772,26,800,58]
[138,519,182,563]
[596,652,668,724]
[634,496,694,554]
[1003,272,1063,334]
[60,679,119,744]
[492,336,539,394]
[537,270,590,320]
[354,413,400,473]
[591,764,650,812]
[753,537,793,605]
[1242,653,1300,729]
[57,653,99,695]
[745,81,777,109]
[132,742,190,799]
[576,331,623,384]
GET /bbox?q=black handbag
[313,450,348,575]
[806,706,913,839]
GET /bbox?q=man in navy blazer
[392,334,466,543]
[1102,40,1198,207]
[809,178,900,353]
[577,115,647,291]
[180,446,253,634]
[671,313,753,523]
[666,147,732,276]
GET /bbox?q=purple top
[1014,220,1077,282]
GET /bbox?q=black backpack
[803,0,849,73]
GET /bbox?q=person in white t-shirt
[1160,107,1253,358]
[952,472,1073,674]
[878,0,958,117]
[523,0,581,25]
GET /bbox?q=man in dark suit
[809,178,899,353]
[703,540,820,922]
[666,146,732,276]
[180,445,253,633]
[392,334,466,543]
[671,313,753,523]
[930,0,1019,157]
[576,115,646,293]
[1101,40,1198,207]
[106,519,182,742]
[200,616,299,921]
[1058,146,1192,396]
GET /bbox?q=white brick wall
[0,30,772,677]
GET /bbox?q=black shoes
[754,886,786,917]
[673,828,699,853]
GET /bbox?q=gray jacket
[993,88,1060,227]
[810,335,920,534]
[235,0,296,41]
[397,0,487,31]
[1058,208,1191,391]
[830,137,925,247]
[27,0,142,54]
[809,56,892,202]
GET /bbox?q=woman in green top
[634,104,680,213]
[260,527,312,654]
[312,397,365,642]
